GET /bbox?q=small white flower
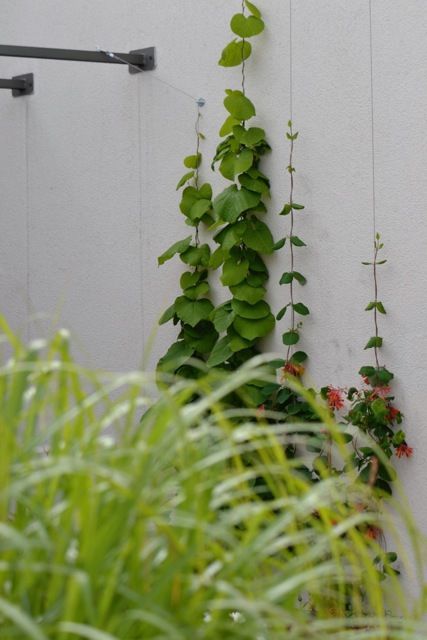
[23,386,36,404]
[29,339,47,351]
[230,611,244,623]
[203,612,212,623]
[98,435,115,449]
[65,539,79,563]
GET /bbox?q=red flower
[395,443,413,459]
[327,386,345,411]
[282,362,305,377]
[387,405,400,422]
[361,375,370,385]
[372,385,391,399]
[365,525,382,540]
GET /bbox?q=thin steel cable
[368,0,377,239]
[25,101,31,341]
[241,0,246,95]
[194,102,203,247]
[136,81,145,361]
[97,47,202,104]
[289,0,293,120]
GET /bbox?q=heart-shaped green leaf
[232,299,270,319]
[230,281,266,304]
[219,149,254,180]
[175,297,214,327]
[221,257,249,286]
[233,313,274,340]
[180,244,211,267]
[157,341,194,373]
[219,40,252,67]
[243,217,275,254]
[224,90,256,121]
[210,302,235,333]
[158,236,192,265]
[207,336,233,367]
[230,13,264,38]
[213,185,260,223]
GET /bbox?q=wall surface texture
[1,1,426,538]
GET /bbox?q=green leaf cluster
[157,144,217,376]
[207,11,276,374]
[219,2,264,67]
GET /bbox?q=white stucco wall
[1,0,426,538]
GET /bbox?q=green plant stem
[286,123,295,362]
[373,242,380,368]
[241,2,247,100]
[194,105,202,247]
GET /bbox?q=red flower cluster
[365,525,382,541]
[372,385,392,399]
[395,443,413,459]
[387,405,400,423]
[327,386,345,411]
[282,361,305,377]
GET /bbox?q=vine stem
[241,0,246,96]
[194,104,202,247]
[373,240,380,368]
[286,123,295,363]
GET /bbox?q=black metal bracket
[0,45,155,74]
[0,73,34,97]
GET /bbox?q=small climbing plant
[206,0,278,385]
[321,235,412,576]
[156,106,217,376]
[258,122,318,429]
[324,234,412,493]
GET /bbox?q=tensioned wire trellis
[0,44,155,97]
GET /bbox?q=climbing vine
[206,0,279,391]
[155,0,412,590]
[156,105,217,376]
[321,235,412,576]
[259,122,316,429]
[324,235,412,492]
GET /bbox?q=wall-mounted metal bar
[0,73,34,97]
[0,45,155,73]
